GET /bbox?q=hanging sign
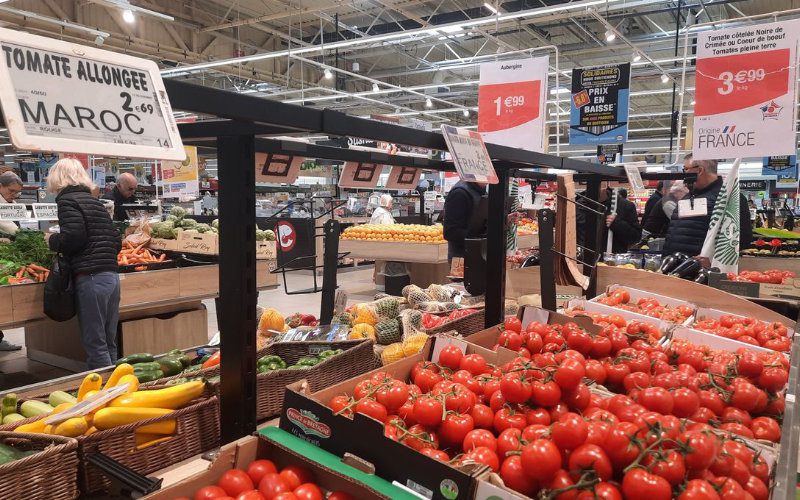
[385,166,422,190]
[624,162,648,197]
[0,204,26,220]
[762,155,798,189]
[569,63,631,145]
[255,153,303,184]
[158,145,199,198]
[597,144,623,165]
[739,179,768,191]
[441,125,498,184]
[0,28,184,160]
[477,56,548,152]
[338,161,381,188]
[693,20,800,160]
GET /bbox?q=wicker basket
[423,309,486,337]
[0,432,79,500]
[78,395,219,493]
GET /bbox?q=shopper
[47,159,122,369]
[370,194,396,225]
[102,172,137,221]
[642,181,689,238]
[662,154,752,259]
[0,171,23,350]
[641,181,666,228]
[577,187,642,253]
[443,180,486,261]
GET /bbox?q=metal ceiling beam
[200,3,341,32]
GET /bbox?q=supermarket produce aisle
[0,267,379,391]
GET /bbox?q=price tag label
[623,162,647,196]
[478,81,541,132]
[0,204,27,220]
[440,125,498,184]
[32,203,57,220]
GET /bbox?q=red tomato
[272,494,297,500]
[493,408,527,432]
[470,403,494,429]
[218,470,255,497]
[459,354,489,375]
[750,416,781,442]
[246,460,278,486]
[236,492,267,500]
[520,439,561,481]
[438,344,464,370]
[500,372,532,403]
[439,413,474,447]
[412,396,443,427]
[638,386,674,415]
[531,380,561,407]
[671,388,700,418]
[745,476,769,500]
[568,444,612,481]
[551,412,587,450]
[278,466,313,491]
[403,424,438,451]
[292,483,323,500]
[554,358,585,390]
[496,428,523,459]
[602,422,640,469]
[499,455,538,496]
[576,482,622,500]
[622,469,672,500]
[680,432,718,472]
[195,486,229,500]
[462,446,500,472]
[327,492,354,500]
[462,429,497,452]
[355,399,387,422]
[374,380,409,413]
[419,447,450,462]
[677,479,721,500]
[504,316,522,333]
[258,473,291,500]
[645,450,686,486]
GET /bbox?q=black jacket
[577,191,642,254]
[443,181,484,258]
[641,191,663,229]
[662,177,752,256]
[642,198,670,237]
[50,186,121,275]
[102,186,136,222]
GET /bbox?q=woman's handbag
[43,254,75,321]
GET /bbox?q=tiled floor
[0,265,381,390]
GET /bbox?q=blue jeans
[74,272,120,369]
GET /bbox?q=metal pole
[217,134,257,443]
[537,208,557,311]
[668,0,682,153]
[485,170,510,327]
[319,219,340,324]
[584,176,603,298]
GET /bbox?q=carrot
[157,254,166,262]
[15,268,23,278]
[121,256,128,265]
[28,264,48,273]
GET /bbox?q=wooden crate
[256,241,277,260]
[505,266,583,302]
[339,240,448,263]
[119,268,181,308]
[119,305,208,355]
[179,265,219,299]
[257,260,278,288]
[149,238,179,251]
[178,232,218,255]
[11,283,45,323]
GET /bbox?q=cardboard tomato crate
[670,326,782,357]
[693,307,796,336]
[589,284,696,326]
[708,272,800,300]
[565,298,675,335]
[145,427,411,499]
[279,336,509,500]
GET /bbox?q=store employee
[662,154,752,261]
[102,172,138,221]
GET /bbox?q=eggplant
[669,258,702,280]
[694,268,710,284]
[659,252,688,274]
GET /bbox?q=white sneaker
[0,340,22,351]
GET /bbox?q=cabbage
[255,229,267,241]
[264,229,275,241]
[169,206,187,219]
[211,219,219,230]
[195,223,212,233]
[180,218,198,229]
[165,214,178,223]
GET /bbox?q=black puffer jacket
[443,181,485,258]
[662,177,752,256]
[49,185,121,275]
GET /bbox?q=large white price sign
[0,27,185,160]
[477,56,548,152]
[693,20,800,160]
[441,125,498,184]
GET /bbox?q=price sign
[623,162,647,197]
[477,56,548,152]
[441,125,497,184]
[693,20,800,159]
[32,203,57,220]
[0,27,185,160]
[338,161,382,188]
[569,63,630,145]
[385,166,421,190]
[0,204,27,221]
[255,154,303,184]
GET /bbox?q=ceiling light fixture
[463,109,470,117]
[605,30,616,42]
[439,25,464,34]
[632,52,642,62]
[690,99,696,105]
[484,2,499,14]
[425,98,433,108]
[661,73,670,84]
[87,0,173,21]
[549,87,570,95]
[324,68,333,80]
[122,9,135,23]
[372,83,379,92]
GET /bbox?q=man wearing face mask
[642,181,689,237]
[662,154,752,260]
[102,172,137,221]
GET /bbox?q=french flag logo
[722,125,736,133]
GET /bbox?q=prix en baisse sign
[0,27,185,161]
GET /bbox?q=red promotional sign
[477,81,541,132]
[695,49,790,117]
[276,220,296,253]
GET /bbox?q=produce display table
[14,261,278,372]
[340,239,450,288]
[516,232,539,249]
[739,255,800,275]
[505,266,583,303]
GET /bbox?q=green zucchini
[48,391,77,408]
[1,413,24,425]
[157,358,184,377]
[134,369,164,383]
[117,353,154,365]
[132,362,162,372]
[1,393,17,418]
[19,400,53,418]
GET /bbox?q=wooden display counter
[505,266,584,305]
[16,261,278,372]
[517,233,539,249]
[595,265,795,327]
[341,240,449,288]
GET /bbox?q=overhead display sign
[693,20,800,160]
[255,153,303,184]
[338,161,382,188]
[477,56,548,152]
[569,63,631,144]
[441,125,498,184]
[385,166,422,190]
[597,144,623,165]
[0,27,185,160]
[763,155,798,189]
[739,179,768,191]
[158,145,199,199]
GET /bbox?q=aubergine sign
[0,27,185,160]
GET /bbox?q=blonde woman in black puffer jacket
[47,158,122,369]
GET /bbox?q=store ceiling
[0,0,793,160]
